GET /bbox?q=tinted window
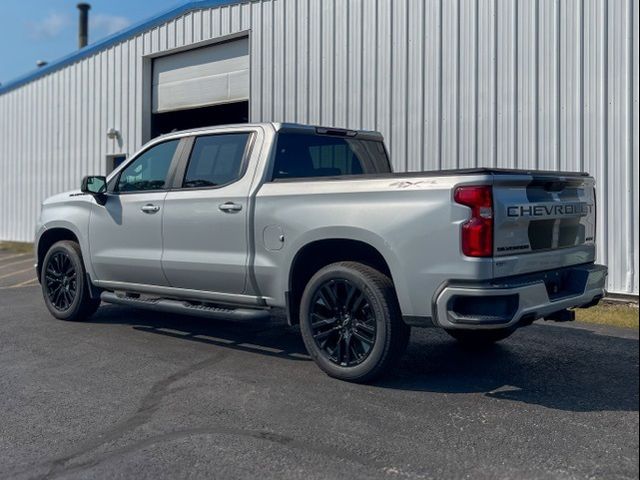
[272,133,390,180]
[117,140,179,192]
[183,133,251,188]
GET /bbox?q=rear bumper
[434,263,607,330]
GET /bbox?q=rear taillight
[454,185,494,257]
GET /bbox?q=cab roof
[157,123,384,142]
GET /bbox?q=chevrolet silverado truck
[35,123,607,382]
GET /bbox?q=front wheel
[299,262,410,383]
[445,328,515,346]
[41,240,100,321]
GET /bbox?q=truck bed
[272,168,590,183]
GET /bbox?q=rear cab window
[271,131,391,181]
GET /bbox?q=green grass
[0,241,34,255]
[575,303,639,329]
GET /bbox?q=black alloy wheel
[45,251,77,311]
[41,240,101,321]
[300,261,410,382]
[309,278,377,367]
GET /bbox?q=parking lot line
[0,253,30,263]
[0,257,33,270]
[9,277,39,288]
[0,266,35,281]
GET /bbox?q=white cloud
[27,12,71,40]
[91,14,131,36]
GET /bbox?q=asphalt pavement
[0,282,638,480]
[0,252,37,289]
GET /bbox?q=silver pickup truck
[35,123,607,382]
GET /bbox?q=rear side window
[183,133,251,188]
[272,133,390,180]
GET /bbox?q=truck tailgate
[491,172,597,278]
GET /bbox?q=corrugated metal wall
[0,0,637,295]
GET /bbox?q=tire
[445,328,514,347]
[299,262,410,383]
[41,240,100,321]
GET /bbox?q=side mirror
[81,176,107,204]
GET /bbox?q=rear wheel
[41,240,100,321]
[299,262,410,383]
[445,328,514,346]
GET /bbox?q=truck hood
[42,190,85,205]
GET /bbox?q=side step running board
[100,292,270,321]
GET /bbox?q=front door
[89,138,182,285]
[161,131,255,294]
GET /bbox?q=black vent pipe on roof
[77,3,91,49]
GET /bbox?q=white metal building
[0,0,637,296]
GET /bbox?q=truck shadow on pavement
[383,325,639,413]
[90,305,638,414]
[92,304,312,361]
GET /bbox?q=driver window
[116,139,179,192]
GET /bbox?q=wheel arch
[285,237,402,325]
[36,227,81,280]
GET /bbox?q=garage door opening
[150,37,250,138]
[151,101,248,137]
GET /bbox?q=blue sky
[0,0,182,85]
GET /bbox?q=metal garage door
[152,37,249,114]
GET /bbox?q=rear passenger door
[161,130,257,294]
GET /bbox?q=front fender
[36,195,95,279]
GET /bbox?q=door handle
[218,202,243,213]
[141,204,160,214]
